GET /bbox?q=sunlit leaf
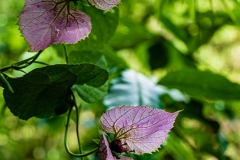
[89,0,121,10]
[104,69,162,109]
[100,106,180,154]
[18,0,91,51]
[159,69,240,100]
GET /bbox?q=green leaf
[75,5,119,51]
[68,50,106,68]
[159,69,240,101]
[68,50,108,103]
[3,64,108,120]
[104,69,162,109]
[109,17,153,49]
[75,82,108,103]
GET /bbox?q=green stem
[33,61,49,66]
[0,73,14,93]
[62,44,68,64]
[64,95,98,158]
[0,50,43,72]
[71,90,83,159]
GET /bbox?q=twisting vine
[64,90,98,158]
[0,48,98,158]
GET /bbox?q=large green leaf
[104,69,162,109]
[3,64,108,120]
[159,69,240,101]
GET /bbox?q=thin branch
[33,61,49,66]
[64,104,98,157]
[0,50,43,72]
[62,44,68,64]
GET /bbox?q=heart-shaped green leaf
[3,63,108,120]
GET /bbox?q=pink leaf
[98,133,133,160]
[18,0,91,51]
[100,106,180,155]
[88,0,121,10]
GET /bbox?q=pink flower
[98,106,180,160]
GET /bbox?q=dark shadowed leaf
[69,50,108,103]
[3,64,108,120]
[104,69,162,109]
[159,69,240,101]
[100,106,180,154]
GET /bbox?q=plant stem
[64,104,98,157]
[0,50,43,72]
[62,44,68,64]
[64,91,98,158]
[71,90,83,160]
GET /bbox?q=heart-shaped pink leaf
[100,106,180,155]
[19,0,91,51]
[88,0,121,10]
[98,133,133,160]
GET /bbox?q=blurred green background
[1,0,240,160]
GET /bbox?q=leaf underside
[100,106,179,154]
[18,0,91,51]
[88,0,121,10]
[98,133,133,160]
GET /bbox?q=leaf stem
[0,73,14,93]
[0,50,43,72]
[71,90,83,158]
[33,61,49,66]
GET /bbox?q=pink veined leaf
[100,106,180,155]
[88,0,121,10]
[18,0,91,51]
[98,133,133,160]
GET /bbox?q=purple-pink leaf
[88,0,121,10]
[100,106,180,155]
[98,133,133,160]
[18,0,91,51]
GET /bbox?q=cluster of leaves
[1,0,240,160]
[0,0,180,160]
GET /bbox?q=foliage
[1,0,240,160]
